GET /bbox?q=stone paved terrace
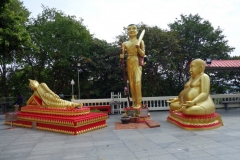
[1,109,240,160]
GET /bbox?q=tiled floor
[1,108,240,160]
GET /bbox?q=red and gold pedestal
[5,106,108,135]
[167,110,223,130]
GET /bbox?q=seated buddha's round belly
[184,87,200,102]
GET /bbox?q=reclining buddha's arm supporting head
[29,79,40,91]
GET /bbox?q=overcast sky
[21,0,240,56]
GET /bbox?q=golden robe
[124,40,145,108]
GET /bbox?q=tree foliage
[0,0,10,13]
[22,6,93,95]
[83,39,122,98]
[0,0,32,97]
[168,14,237,94]
[1,7,239,99]
[169,14,235,63]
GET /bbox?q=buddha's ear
[200,65,204,72]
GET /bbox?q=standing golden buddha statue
[120,24,145,108]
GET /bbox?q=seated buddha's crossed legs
[170,102,207,115]
[183,105,206,115]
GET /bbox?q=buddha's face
[189,61,202,78]
[127,25,138,37]
[29,79,39,90]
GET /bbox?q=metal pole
[72,84,74,96]
[72,84,74,99]
[71,79,75,100]
[77,63,81,99]
[78,70,80,99]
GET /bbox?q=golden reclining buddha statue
[28,79,82,109]
[8,80,106,135]
[168,59,215,116]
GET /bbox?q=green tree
[84,38,122,98]
[0,0,10,13]
[21,6,92,96]
[0,0,32,97]
[168,14,234,63]
[168,14,235,94]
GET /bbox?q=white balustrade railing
[72,94,240,112]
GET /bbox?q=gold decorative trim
[17,115,108,128]
[167,112,223,130]
[36,124,108,135]
[168,113,223,127]
[76,115,108,127]
[76,124,108,135]
[167,118,223,131]
[18,116,74,126]
[21,108,90,116]
[5,119,108,135]
[36,126,75,135]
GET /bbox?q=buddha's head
[127,24,138,37]
[189,59,205,78]
[29,79,39,90]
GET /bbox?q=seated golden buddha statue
[28,79,82,109]
[168,59,215,115]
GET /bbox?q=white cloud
[22,0,240,56]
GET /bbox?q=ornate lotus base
[5,107,108,135]
[167,110,223,130]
